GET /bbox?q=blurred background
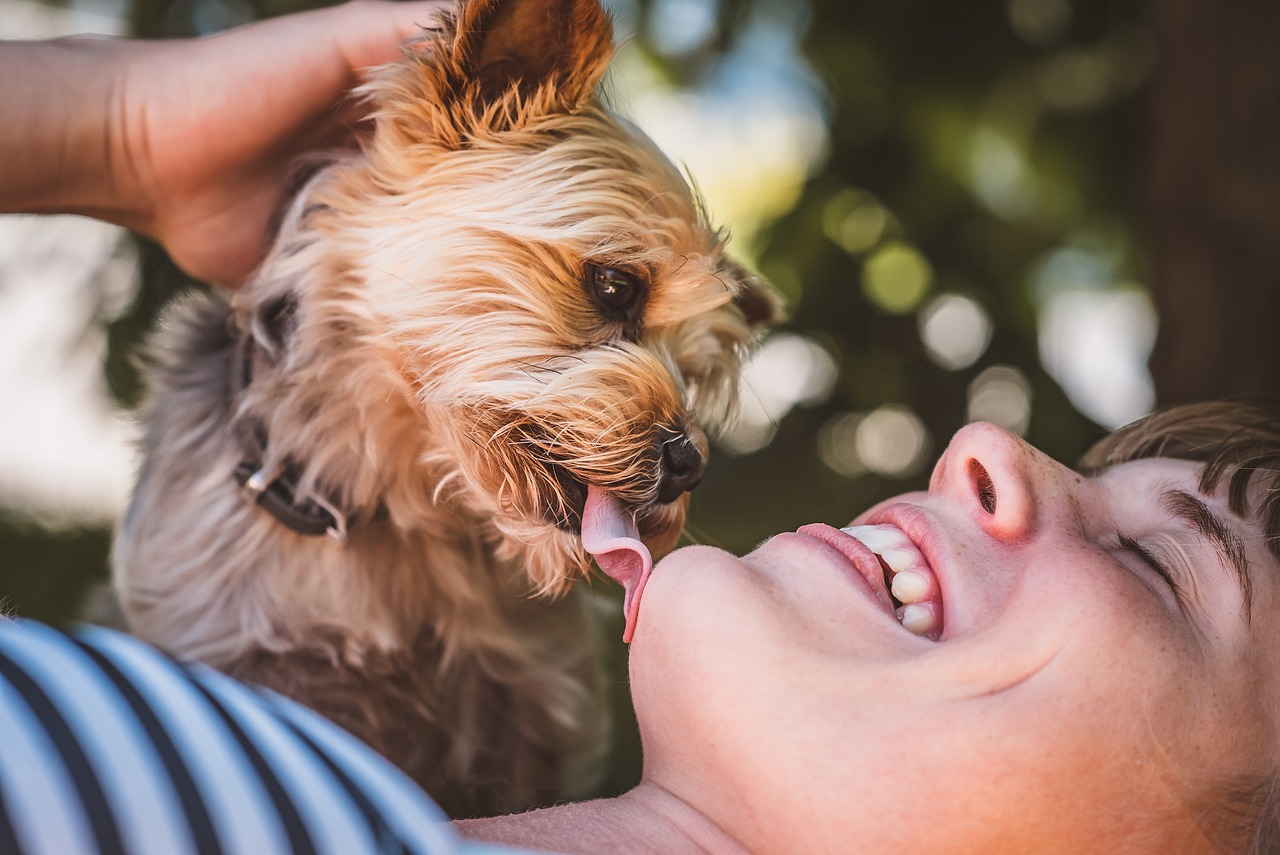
[2,0,1277,795]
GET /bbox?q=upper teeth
[891,570,929,603]
[841,524,939,638]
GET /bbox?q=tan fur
[112,0,776,817]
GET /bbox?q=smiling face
[631,419,1280,853]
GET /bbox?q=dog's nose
[657,430,706,504]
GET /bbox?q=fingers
[136,2,452,285]
[277,2,452,152]
[292,1,452,78]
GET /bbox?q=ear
[734,282,783,329]
[451,0,614,108]
[725,262,785,329]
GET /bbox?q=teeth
[840,525,902,553]
[890,570,929,604]
[900,604,935,636]
[842,524,939,637]
[879,547,917,575]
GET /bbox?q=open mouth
[842,524,944,640]
[548,463,588,531]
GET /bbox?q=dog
[112,0,777,817]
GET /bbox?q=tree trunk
[1144,0,1280,404]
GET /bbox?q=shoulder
[0,619,493,855]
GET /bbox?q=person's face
[630,422,1280,853]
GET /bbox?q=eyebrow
[1163,490,1253,622]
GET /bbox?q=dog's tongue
[582,485,652,643]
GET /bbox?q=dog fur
[112,0,776,817]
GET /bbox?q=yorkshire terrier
[112,0,776,817]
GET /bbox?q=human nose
[928,422,1045,542]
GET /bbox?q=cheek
[1021,540,1190,647]
[989,557,1259,785]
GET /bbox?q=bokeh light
[1029,235,1162,427]
[854,405,932,478]
[1039,48,1111,113]
[918,293,993,371]
[822,188,890,256]
[617,0,827,259]
[1006,0,1072,46]
[861,242,933,314]
[968,128,1038,222]
[721,333,838,455]
[0,216,139,521]
[967,365,1033,435]
[1028,236,1156,429]
[646,0,718,56]
[817,411,865,478]
[819,405,934,480]
[1038,288,1156,429]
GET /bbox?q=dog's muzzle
[656,428,705,504]
[550,427,706,533]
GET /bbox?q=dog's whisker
[512,360,565,380]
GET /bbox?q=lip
[790,523,899,623]
[857,502,954,639]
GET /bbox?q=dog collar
[227,301,384,545]
[231,424,354,545]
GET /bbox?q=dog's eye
[587,264,644,315]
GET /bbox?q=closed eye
[1118,533,1186,610]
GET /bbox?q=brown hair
[1081,400,1280,561]
[1082,400,1280,854]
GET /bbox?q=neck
[453,783,747,855]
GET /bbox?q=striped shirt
[0,619,543,855]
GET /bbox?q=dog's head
[237,0,778,592]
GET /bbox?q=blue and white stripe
[0,618,528,855]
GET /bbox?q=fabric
[0,619,545,855]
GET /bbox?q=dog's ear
[725,261,785,329]
[734,281,784,329]
[375,0,615,146]
[451,0,614,107]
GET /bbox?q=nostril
[658,432,706,503]
[969,458,996,514]
[664,434,704,480]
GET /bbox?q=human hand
[118,1,448,284]
[0,1,446,286]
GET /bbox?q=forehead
[1091,457,1205,505]
[1094,456,1275,544]
[479,112,701,209]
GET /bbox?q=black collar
[227,299,381,544]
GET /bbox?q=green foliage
[653,0,1142,554]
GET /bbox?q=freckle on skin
[1060,491,1089,539]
